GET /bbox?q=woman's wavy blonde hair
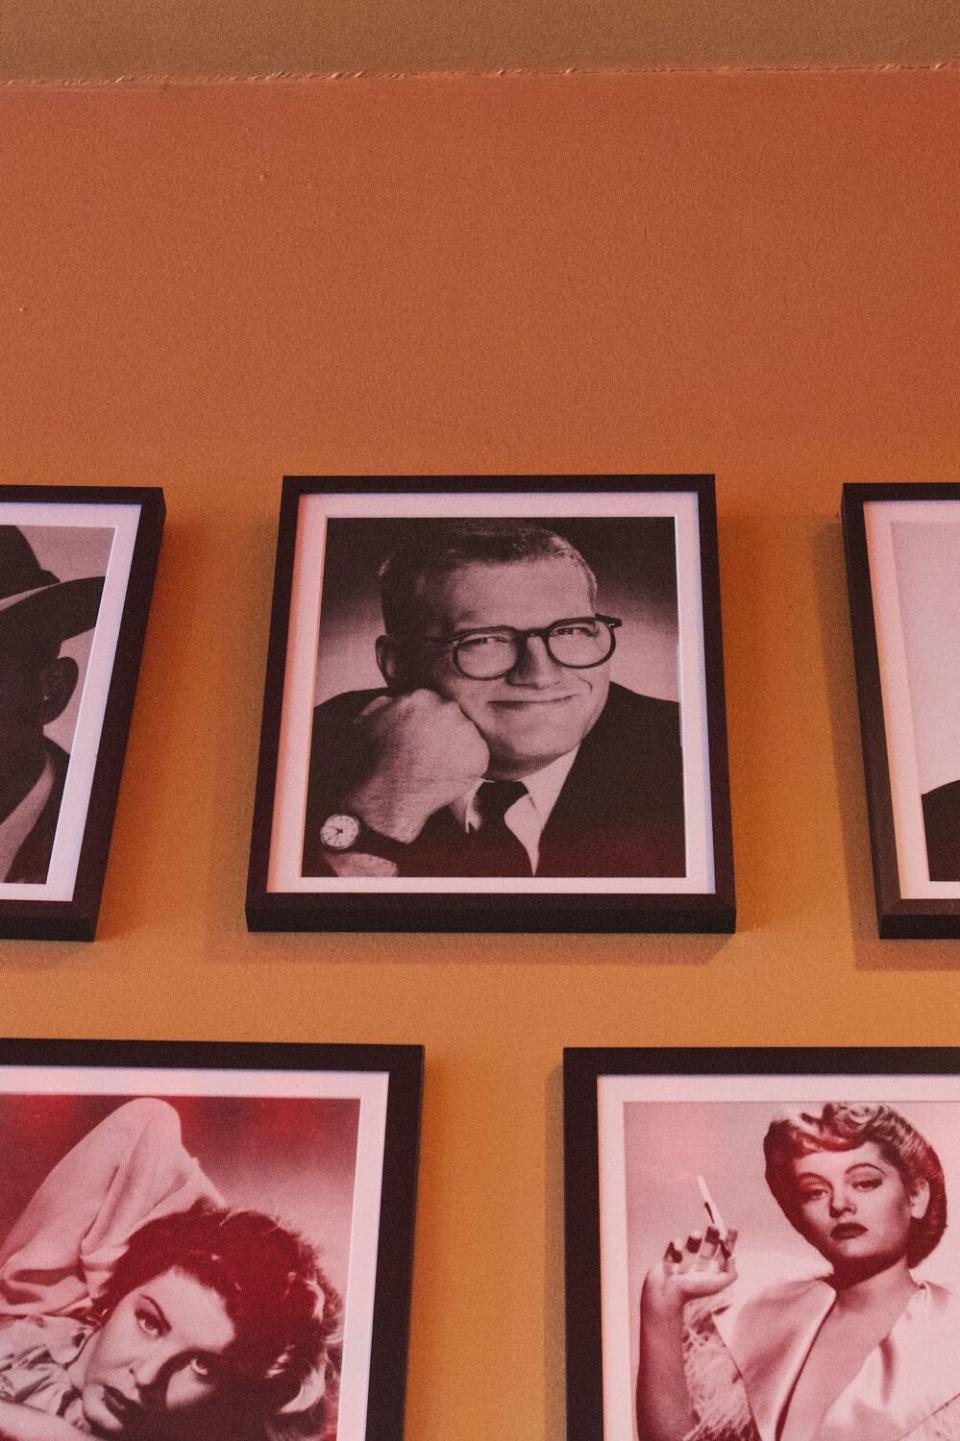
[763,1102,946,1267]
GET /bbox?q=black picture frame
[247,475,735,933]
[0,1036,423,1441]
[563,1045,960,1441]
[842,482,960,937]
[0,486,165,941]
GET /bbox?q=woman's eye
[799,1189,827,1203]
[854,1178,882,1190]
[135,1308,162,1337]
[189,1356,215,1382]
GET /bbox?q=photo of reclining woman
[0,1093,356,1441]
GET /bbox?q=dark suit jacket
[5,740,69,884]
[302,682,685,878]
[922,778,960,882]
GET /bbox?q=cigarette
[696,1174,726,1236]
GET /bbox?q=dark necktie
[463,780,532,877]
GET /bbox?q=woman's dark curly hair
[92,1204,342,1440]
[763,1102,946,1267]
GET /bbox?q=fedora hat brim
[0,575,105,647]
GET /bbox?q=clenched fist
[343,688,490,841]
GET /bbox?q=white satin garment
[0,1097,222,1318]
[710,1275,960,1441]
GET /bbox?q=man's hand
[342,689,490,842]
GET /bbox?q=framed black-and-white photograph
[563,1046,960,1441]
[247,476,734,933]
[0,1037,423,1441]
[0,487,164,941]
[843,483,960,937]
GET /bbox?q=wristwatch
[318,812,410,864]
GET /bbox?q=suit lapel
[7,742,68,885]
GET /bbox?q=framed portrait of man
[0,487,164,941]
[843,483,960,936]
[247,476,735,933]
[0,1037,422,1441]
[564,1046,960,1441]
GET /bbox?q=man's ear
[909,1179,931,1221]
[37,656,79,726]
[375,635,405,691]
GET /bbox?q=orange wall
[2,71,960,1440]
[6,0,960,80]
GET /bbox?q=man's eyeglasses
[419,615,622,680]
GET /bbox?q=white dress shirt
[449,747,580,875]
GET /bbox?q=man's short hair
[378,520,598,638]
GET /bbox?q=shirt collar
[450,747,580,833]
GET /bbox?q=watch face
[319,813,361,851]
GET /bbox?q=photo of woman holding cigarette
[635,1103,960,1441]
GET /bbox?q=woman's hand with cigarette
[642,1175,738,1317]
[636,1214,738,1441]
[642,1224,739,1318]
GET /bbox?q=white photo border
[563,1047,960,1441]
[864,498,960,898]
[248,477,735,933]
[0,1039,423,1441]
[0,502,139,903]
[0,487,164,941]
[843,483,960,936]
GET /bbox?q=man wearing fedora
[0,528,104,884]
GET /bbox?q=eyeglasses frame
[415,613,623,679]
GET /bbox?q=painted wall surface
[2,0,960,80]
[2,71,960,1440]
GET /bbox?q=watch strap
[320,813,410,864]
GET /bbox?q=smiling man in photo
[302,519,686,878]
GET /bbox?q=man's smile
[488,694,579,708]
[398,555,612,775]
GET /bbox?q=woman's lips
[831,1222,868,1240]
[101,1385,144,1421]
